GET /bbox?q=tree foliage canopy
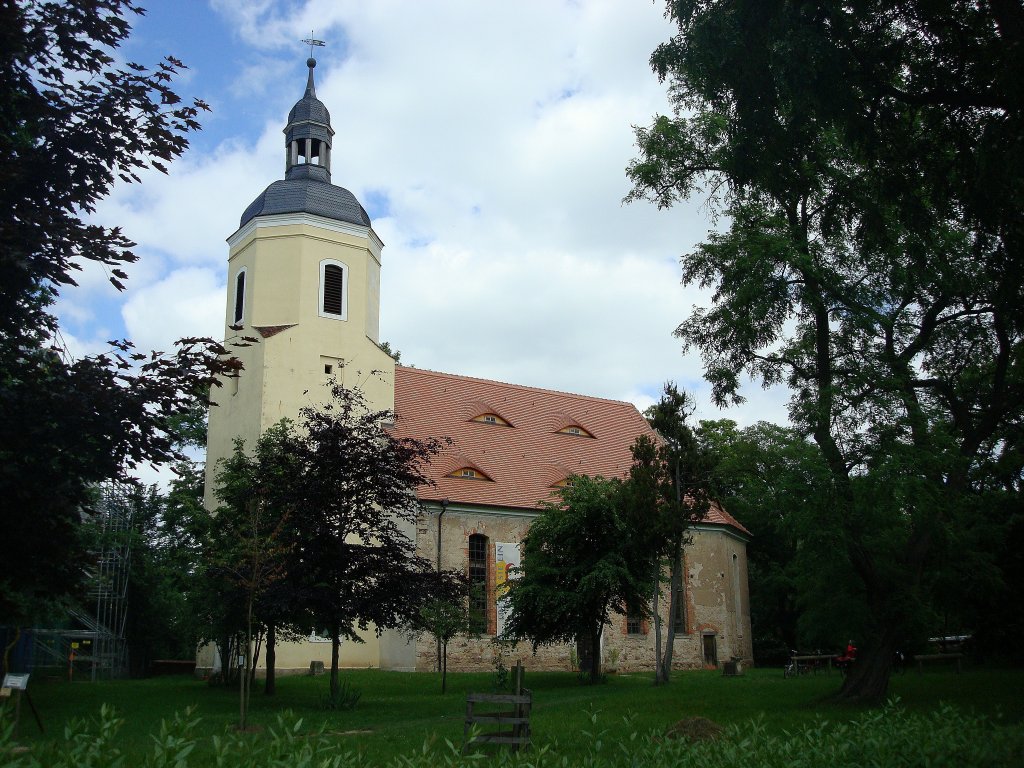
[504,475,653,682]
[628,0,1023,700]
[205,382,457,698]
[0,1,239,621]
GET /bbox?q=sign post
[2,673,42,736]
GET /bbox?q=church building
[199,58,752,677]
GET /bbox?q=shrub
[319,679,361,711]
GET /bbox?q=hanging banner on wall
[494,541,521,636]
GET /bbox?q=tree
[0,0,240,623]
[124,473,202,676]
[638,385,712,684]
[285,380,450,701]
[627,0,1023,700]
[697,419,835,660]
[415,596,471,694]
[504,475,652,684]
[621,384,713,683]
[212,428,294,729]
[124,397,214,676]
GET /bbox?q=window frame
[625,613,644,635]
[557,424,594,438]
[318,258,349,320]
[232,267,247,325]
[471,413,511,427]
[448,466,491,481]
[468,534,489,634]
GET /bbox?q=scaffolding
[70,481,135,680]
[2,483,136,680]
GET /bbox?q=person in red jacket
[836,641,857,674]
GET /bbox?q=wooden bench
[913,652,962,673]
[464,691,531,752]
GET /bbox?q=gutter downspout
[436,498,449,673]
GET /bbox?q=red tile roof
[393,366,748,535]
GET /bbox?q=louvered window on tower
[323,265,343,315]
[318,260,348,320]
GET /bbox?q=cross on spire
[301,32,326,59]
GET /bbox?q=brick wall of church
[414,509,752,673]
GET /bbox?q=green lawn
[5,665,1024,765]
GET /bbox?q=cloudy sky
[56,0,790,478]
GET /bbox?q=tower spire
[300,33,326,98]
[282,46,334,183]
[304,57,317,97]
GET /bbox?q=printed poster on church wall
[495,541,521,636]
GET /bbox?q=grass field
[5,665,1024,765]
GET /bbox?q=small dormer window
[319,259,348,320]
[448,467,492,481]
[557,425,593,438]
[471,413,510,427]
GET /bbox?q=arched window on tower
[232,267,246,325]
[468,534,490,634]
[319,259,348,320]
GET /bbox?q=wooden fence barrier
[464,661,531,752]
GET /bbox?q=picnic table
[790,653,835,675]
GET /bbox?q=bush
[319,679,361,710]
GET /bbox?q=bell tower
[204,57,394,509]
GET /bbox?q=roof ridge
[395,365,641,409]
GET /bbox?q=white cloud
[122,267,225,353]
[57,0,794,491]
[94,131,280,270]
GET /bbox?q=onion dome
[240,57,370,228]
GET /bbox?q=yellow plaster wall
[205,213,393,511]
[195,633,382,679]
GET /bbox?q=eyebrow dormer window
[557,425,593,438]
[472,413,510,426]
[319,259,349,320]
[448,467,492,481]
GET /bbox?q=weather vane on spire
[301,32,326,59]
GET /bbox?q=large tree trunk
[240,597,253,730]
[249,628,263,685]
[330,621,340,699]
[652,584,665,684]
[836,623,898,702]
[219,634,232,685]
[661,539,683,681]
[441,639,448,694]
[589,625,602,684]
[576,629,601,683]
[264,622,276,695]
